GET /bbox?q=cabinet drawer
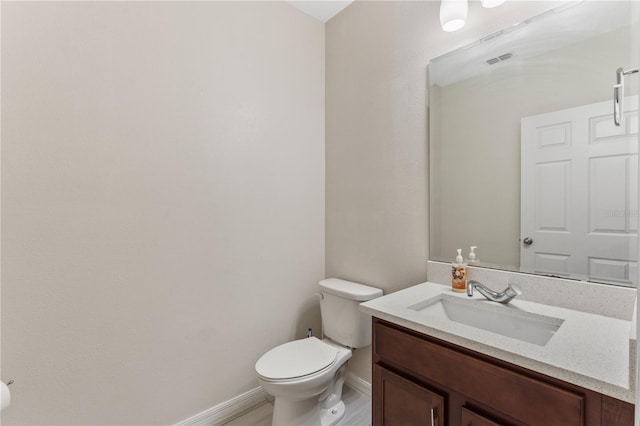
[374,322,584,426]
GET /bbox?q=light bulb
[440,0,468,32]
[481,0,506,8]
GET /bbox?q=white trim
[345,372,371,397]
[175,374,370,426]
[175,386,269,426]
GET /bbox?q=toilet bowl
[255,278,383,426]
[256,338,352,426]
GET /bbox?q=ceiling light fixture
[440,0,507,32]
[440,0,468,32]
[481,0,506,8]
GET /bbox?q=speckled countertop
[360,282,636,403]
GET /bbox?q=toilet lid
[256,337,338,380]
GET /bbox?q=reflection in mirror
[429,1,639,287]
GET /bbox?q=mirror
[429,1,640,287]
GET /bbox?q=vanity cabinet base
[374,365,444,426]
[372,318,634,426]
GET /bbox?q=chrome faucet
[467,280,522,304]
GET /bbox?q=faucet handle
[507,284,522,297]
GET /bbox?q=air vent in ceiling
[486,52,514,65]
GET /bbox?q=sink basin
[408,295,564,346]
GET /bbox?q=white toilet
[255,278,383,426]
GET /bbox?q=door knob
[523,237,533,246]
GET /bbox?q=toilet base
[272,396,321,426]
[271,398,345,426]
[259,340,353,426]
[320,400,345,426]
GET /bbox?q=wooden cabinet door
[460,407,504,426]
[373,364,445,426]
[374,322,585,426]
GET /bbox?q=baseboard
[176,374,370,426]
[345,372,372,397]
[175,386,270,426]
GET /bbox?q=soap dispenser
[451,249,467,293]
[468,246,479,266]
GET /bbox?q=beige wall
[325,0,565,381]
[2,0,598,422]
[1,2,324,424]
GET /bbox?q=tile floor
[222,385,371,426]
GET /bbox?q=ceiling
[430,1,634,87]
[287,0,353,23]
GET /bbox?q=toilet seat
[256,337,338,381]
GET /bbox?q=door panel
[521,97,638,285]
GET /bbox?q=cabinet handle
[430,406,437,426]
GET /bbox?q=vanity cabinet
[372,318,634,426]
[460,407,502,426]
[375,365,444,426]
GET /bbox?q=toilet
[255,278,383,426]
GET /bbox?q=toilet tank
[319,278,383,348]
